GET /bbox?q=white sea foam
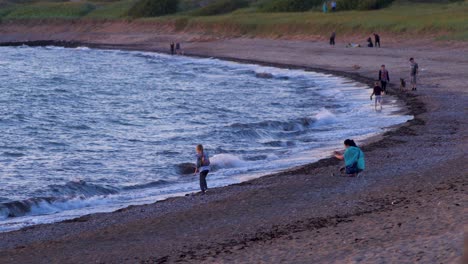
[211,153,247,169]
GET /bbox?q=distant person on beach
[330,32,336,46]
[374,33,380,47]
[370,81,383,110]
[322,2,328,13]
[409,58,419,91]
[175,42,181,55]
[367,37,374,47]
[378,64,390,94]
[334,139,365,177]
[194,144,211,194]
[331,1,337,11]
[170,42,175,55]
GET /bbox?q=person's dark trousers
[381,81,387,93]
[199,170,209,192]
[330,38,335,45]
[375,41,380,47]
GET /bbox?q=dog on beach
[400,78,407,92]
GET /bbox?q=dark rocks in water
[255,72,273,79]
[176,163,196,175]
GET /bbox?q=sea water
[0,46,412,232]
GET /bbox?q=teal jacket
[344,146,365,170]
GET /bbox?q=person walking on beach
[329,31,336,46]
[370,81,383,110]
[378,64,390,94]
[334,139,365,177]
[175,42,181,55]
[409,58,419,91]
[194,144,211,194]
[374,33,380,47]
[170,42,175,55]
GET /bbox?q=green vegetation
[0,0,466,40]
[190,0,249,16]
[178,1,468,39]
[334,0,395,10]
[127,0,178,17]
[87,0,136,19]
[4,2,95,19]
[259,0,323,12]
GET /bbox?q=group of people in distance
[190,37,420,194]
[322,1,337,13]
[371,58,419,110]
[170,42,182,55]
[329,32,381,48]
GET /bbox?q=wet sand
[0,22,467,263]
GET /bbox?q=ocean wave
[314,108,336,125]
[3,152,25,157]
[210,154,246,169]
[48,180,119,197]
[0,180,118,219]
[230,118,313,131]
[75,47,90,51]
[121,180,169,190]
[175,154,247,175]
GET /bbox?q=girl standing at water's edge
[195,144,211,194]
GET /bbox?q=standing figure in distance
[378,64,390,94]
[170,42,175,55]
[330,31,336,46]
[374,33,380,47]
[370,81,383,111]
[194,144,211,194]
[409,57,419,91]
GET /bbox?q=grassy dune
[176,1,468,40]
[0,0,466,40]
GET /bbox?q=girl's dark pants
[330,37,335,45]
[200,170,209,192]
[381,81,388,93]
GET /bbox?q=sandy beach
[0,21,467,263]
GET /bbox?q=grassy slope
[0,0,466,40]
[163,1,468,40]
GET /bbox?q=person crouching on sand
[334,139,365,177]
[194,144,211,194]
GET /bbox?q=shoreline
[0,41,415,231]
[0,34,466,263]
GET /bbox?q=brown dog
[400,78,407,92]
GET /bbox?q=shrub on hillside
[191,0,249,16]
[260,0,323,12]
[335,0,394,10]
[128,0,179,17]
